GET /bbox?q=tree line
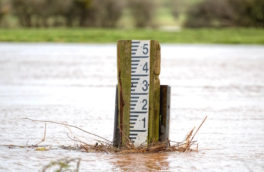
[0,0,263,28]
[183,0,264,28]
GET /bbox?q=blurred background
[0,0,263,43]
[0,0,263,28]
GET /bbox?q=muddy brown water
[0,43,264,171]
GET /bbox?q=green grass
[0,28,264,44]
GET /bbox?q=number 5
[143,44,148,55]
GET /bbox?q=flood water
[0,43,264,171]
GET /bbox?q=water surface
[0,43,264,171]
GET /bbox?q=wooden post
[117,40,160,146]
[159,85,171,144]
[149,40,161,143]
[113,85,120,147]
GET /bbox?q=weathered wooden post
[113,40,169,147]
[159,85,171,143]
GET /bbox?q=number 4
[143,62,148,73]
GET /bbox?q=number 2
[142,99,147,110]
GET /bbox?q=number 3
[142,80,148,91]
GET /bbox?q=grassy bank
[0,28,264,44]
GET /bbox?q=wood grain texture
[148,40,161,143]
[117,40,131,147]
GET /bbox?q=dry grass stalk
[23,116,207,154]
[22,118,111,143]
[76,126,199,154]
[35,123,46,145]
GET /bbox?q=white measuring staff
[129,40,150,146]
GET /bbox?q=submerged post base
[113,85,171,147]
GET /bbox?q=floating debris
[22,116,207,154]
[35,147,50,151]
[41,158,81,172]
